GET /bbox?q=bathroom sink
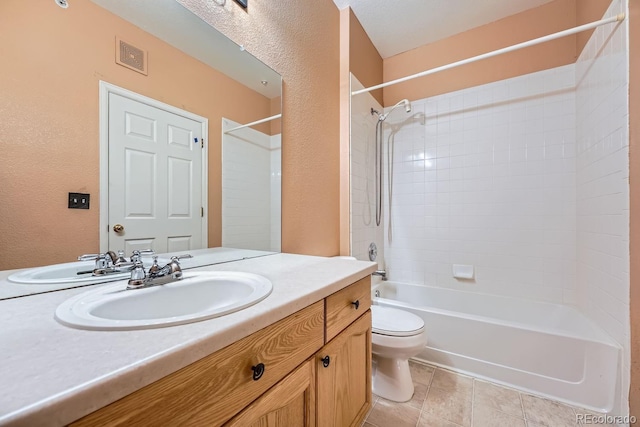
[55,271,273,330]
[8,258,168,285]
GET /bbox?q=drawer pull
[321,355,331,368]
[251,363,265,381]
[351,300,360,310]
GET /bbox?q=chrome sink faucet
[127,254,192,290]
[77,250,154,276]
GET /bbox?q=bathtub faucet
[372,270,387,281]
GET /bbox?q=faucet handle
[130,249,154,263]
[148,256,161,276]
[77,253,102,261]
[114,250,128,265]
[170,254,193,261]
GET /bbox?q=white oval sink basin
[8,258,168,285]
[55,271,273,330]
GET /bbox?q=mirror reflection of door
[104,83,208,254]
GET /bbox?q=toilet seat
[371,305,425,337]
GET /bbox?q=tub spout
[372,270,387,281]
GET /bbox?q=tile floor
[362,361,613,427]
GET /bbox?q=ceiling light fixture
[55,0,69,8]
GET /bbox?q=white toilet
[371,305,427,402]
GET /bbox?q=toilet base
[372,355,414,402]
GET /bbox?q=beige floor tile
[362,423,377,427]
[473,403,526,427]
[410,361,435,386]
[430,369,473,394]
[473,379,523,417]
[423,385,472,427]
[366,398,421,427]
[521,394,578,427]
[417,411,462,427]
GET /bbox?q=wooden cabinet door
[225,359,316,427]
[316,311,372,427]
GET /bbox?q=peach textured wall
[348,9,384,105]
[382,0,578,106]
[178,0,341,257]
[0,0,272,270]
[630,0,640,417]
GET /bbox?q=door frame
[98,81,209,252]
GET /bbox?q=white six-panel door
[105,88,206,254]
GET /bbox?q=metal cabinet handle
[251,363,265,381]
[351,300,360,310]
[321,355,330,368]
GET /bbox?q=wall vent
[115,37,148,75]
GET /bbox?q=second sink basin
[55,271,273,330]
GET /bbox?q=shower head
[379,98,412,121]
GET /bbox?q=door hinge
[201,207,204,217]
[201,138,204,148]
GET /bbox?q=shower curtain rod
[352,13,626,96]
[223,113,282,133]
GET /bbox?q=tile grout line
[418,383,430,425]
[519,390,527,422]
[417,365,434,424]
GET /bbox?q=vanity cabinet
[317,310,372,427]
[71,276,372,427]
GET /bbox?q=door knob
[113,224,124,233]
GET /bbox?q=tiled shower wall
[575,0,629,413]
[222,119,281,251]
[382,65,578,304]
[350,77,385,265]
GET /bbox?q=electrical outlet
[68,192,90,209]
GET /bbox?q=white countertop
[0,253,376,426]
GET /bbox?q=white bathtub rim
[373,296,620,349]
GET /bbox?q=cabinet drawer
[325,276,371,342]
[72,301,325,427]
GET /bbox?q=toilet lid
[371,305,425,337]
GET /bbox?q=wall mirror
[0,0,282,299]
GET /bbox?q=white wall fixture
[452,264,474,280]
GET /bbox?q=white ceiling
[333,0,555,58]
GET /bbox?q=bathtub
[373,281,620,412]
